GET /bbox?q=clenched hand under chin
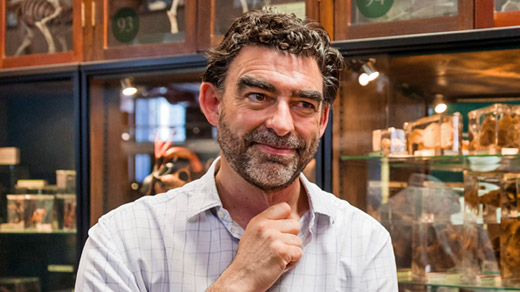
[207,202,303,292]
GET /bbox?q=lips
[255,142,296,155]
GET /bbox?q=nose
[265,101,295,136]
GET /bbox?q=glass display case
[83,56,221,224]
[334,0,474,40]
[0,66,80,291]
[197,0,321,50]
[88,0,197,61]
[333,28,520,290]
[1,0,83,68]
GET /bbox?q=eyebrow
[237,75,324,102]
[293,89,323,103]
[237,76,276,93]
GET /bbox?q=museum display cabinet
[82,55,218,225]
[1,0,332,66]
[334,0,474,40]
[0,66,84,292]
[196,0,327,50]
[86,0,198,61]
[332,27,520,290]
[1,0,83,68]
[86,0,332,61]
[88,0,327,60]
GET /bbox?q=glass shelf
[399,280,520,291]
[397,270,520,290]
[0,230,76,235]
[398,273,520,291]
[341,153,520,172]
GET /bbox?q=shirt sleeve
[75,219,141,292]
[361,229,398,291]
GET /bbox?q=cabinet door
[475,0,520,28]
[87,0,197,61]
[333,33,520,289]
[1,0,83,68]
[0,69,80,292]
[335,0,474,40]
[85,57,220,225]
[196,0,323,51]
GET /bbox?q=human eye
[294,99,319,113]
[299,101,316,110]
[247,93,268,103]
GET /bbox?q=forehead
[225,46,323,93]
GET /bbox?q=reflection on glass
[214,0,306,36]
[5,0,74,56]
[90,72,220,215]
[107,0,186,47]
[496,0,520,12]
[351,0,458,25]
[336,45,520,289]
[0,79,77,291]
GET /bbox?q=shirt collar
[299,173,336,224]
[186,157,336,223]
[186,157,223,220]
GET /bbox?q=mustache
[243,128,305,150]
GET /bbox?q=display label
[112,8,140,43]
[356,0,394,19]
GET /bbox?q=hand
[209,202,302,292]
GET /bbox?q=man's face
[217,46,329,192]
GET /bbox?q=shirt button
[217,211,225,218]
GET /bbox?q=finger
[283,245,303,268]
[268,218,301,235]
[279,233,302,247]
[257,202,292,220]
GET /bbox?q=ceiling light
[121,78,137,96]
[358,61,380,86]
[362,63,380,81]
[433,93,447,114]
[358,73,370,86]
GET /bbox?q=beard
[217,112,320,193]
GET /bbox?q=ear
[199,82,221,126]
[318,104,330,137]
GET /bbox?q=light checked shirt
[75,158,398,291]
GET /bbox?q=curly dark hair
[202,9,344,105]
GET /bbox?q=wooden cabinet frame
[1,0,83,68]
[89,0,197,61]
[335,0,474,40]
[196,0,328,51]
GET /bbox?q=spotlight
[358,73,370,86]
[362,63,380,81]
[358,61,379,86]
[433,93,447,114]
[121,78,137,96]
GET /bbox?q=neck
[214,156,309,229]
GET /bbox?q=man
[75,9,397,291]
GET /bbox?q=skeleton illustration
[166,0,182,33]
[147,0,184,34]
[8,0,72,56]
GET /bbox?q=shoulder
[93,178,203,235]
